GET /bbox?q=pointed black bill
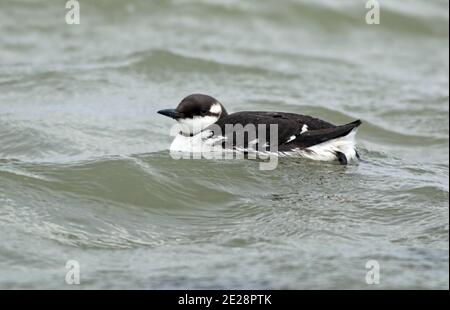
[157,109,184,119]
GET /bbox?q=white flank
[170,127,359,163]
[248,139,259,146]
[297,129,358,162]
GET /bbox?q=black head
[157,94,228,135]
[157,94,228,120]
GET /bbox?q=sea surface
[0,0,448,289]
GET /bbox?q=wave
[119,49,289,78]
[83,0,449,37]
[0,146,447,254]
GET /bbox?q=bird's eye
[200,109,208,115]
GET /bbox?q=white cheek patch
[209,103,222,114]
[178,116,219,135]
[300,124,308,134]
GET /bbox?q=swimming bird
[157,94,361,164]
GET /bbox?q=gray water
[0,0,448,289]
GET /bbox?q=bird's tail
[300,120,362,147]
[300,120,362,164]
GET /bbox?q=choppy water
[0,0,448,289]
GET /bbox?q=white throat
[177,115,219,136]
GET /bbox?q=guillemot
[158,94,361,165]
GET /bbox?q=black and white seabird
[158,94,362,164]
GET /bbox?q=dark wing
[206,111,346,151]
[279,119,362,151]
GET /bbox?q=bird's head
[158,94,228,136]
